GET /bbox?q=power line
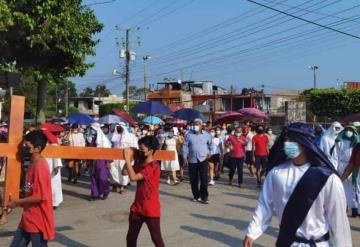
[133,0,342,73]
[141,0,330,70]
[85,0,116,7]
[145,0,289,55]
[118,0,161,26]
[262,0,360,24]
[138,0,195,27]
[134,0,181,27]
[247,0,360,40]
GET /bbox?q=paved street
[1,171,359,247]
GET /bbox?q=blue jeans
[10,228,48,247]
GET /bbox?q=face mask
[168,133,174,138]
[284,141,301,159]
[235,132,241,137]
[216,130,221,135]
[142,130,148,135]
[210,132,215,137]
[345,131,354,138]
[268,131,273,135]
[258,129,264,134]
[194,125,200,132]
[136,132,141,137]
[231,131,235,135]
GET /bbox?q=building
[147,80,226,111]
[344,81,360,90]
[69,95,125,116]
[269,90,302,117]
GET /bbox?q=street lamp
[308,65,319,88]
[143,55,151,101]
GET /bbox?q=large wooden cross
[0,96,175,206]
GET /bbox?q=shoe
[257,181,261,188]
[173,180,180,185]
[101,194,109,200]
[89,197,99,201]
[166,179,171,185]
[192,198,199,202]
[351,208,358,218]
[199,199,209,204]
[209,180,215,186]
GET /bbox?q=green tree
[80,87,94,97]
[0,0,103,123]
[94,84,111,97]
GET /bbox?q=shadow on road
[180,225,266,247]
[225,203,255,212]
[222,192,259,201]
[189,213,278,238]
[159,190,192,201]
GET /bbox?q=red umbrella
[38,123,64,132]
[112,109,136,126]
[214,111,244,125]
[238,108,269,120]
[341,113,360,124]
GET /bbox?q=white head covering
[319,121,343,159]
[112,122,138,148]
[91,122,111,148]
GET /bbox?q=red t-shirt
[20,159,55,240]
[130,160,161,217]
[227,135,247,158]
[252,134,269,156]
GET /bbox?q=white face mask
[345,130,354,138]
[216,130,221,135]
[210,132,215,137]
[235,132,241,137]
[268,131,273,135]
[194,125,200,132]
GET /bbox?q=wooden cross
[0,96,175,206]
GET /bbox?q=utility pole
[55,84,58,116]
[124,29,130,111]
[115,26,140,111]
[143,55,151,101]
[308,65,319,88]
[65,80,69,117]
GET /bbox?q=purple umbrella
[215,111,244,125]
[98,114,125,124]
[238,108,269,120]
[341,113,360,124]
[133,101,173,116]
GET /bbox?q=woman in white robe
[161,130,180,185]
[319,121,343,163]
[110,123,138,193]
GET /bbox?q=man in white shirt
[244,122,351,247]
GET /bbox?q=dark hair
[24,130,47,151]
[138,135,160,153]
[71,124,79,129]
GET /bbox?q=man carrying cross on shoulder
[243,122,351,247]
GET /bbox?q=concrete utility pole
[308,65,319,88]
[116,26,140,111]
[65,80,69,117]
[143,55,151,101]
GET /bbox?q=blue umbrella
[67,113,95,125]
[143,116,162,125]
[133,101,173,116]
[98,114,125,124]
[174,108,207,122]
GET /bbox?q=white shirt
[246,131,255,151]
[69,132,86,147]
[246,161,352,247]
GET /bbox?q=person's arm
[244,171,274,246]
[182,135,190,166]
[7,194,41,211]
[341,161,355,181]
[207,134,212,159]
[324,175,352,247]
[123,148,144,182]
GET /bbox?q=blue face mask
[283,141,301,159]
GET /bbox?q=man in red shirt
[252,125,269,188]
[7,130,55,246]
[123,136,165,247]
[226,127,247,187]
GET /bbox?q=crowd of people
[0,117,359,246]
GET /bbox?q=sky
[73,0,360,95]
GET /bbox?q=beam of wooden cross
[0,96,175,206]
